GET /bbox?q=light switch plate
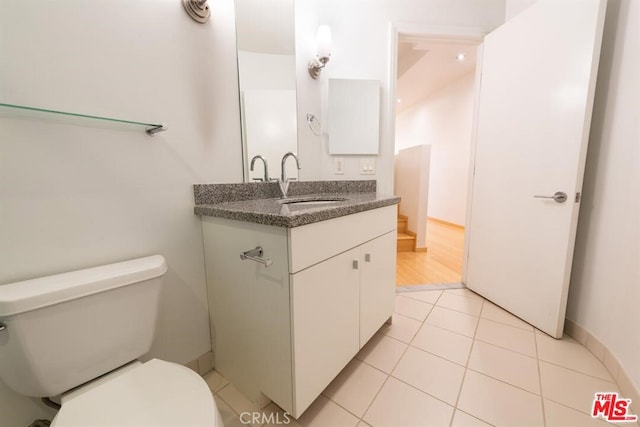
[360,158,375,175]
[334,157,345,175]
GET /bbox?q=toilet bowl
[51,359,223,427]
[0,255,223,426]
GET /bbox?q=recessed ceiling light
[456,53,466,61]
[397,98,402,104]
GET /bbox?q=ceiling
[396,37,480,114]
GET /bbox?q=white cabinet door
[359,231,396,348]
[291,248,360,416]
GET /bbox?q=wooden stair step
[397,214,408,233]
[397,231,415,252]
[397,232,415,240]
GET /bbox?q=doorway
[392,31,483,288]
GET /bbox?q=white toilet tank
[0,255,167,397]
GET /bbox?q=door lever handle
[533,191,567,203]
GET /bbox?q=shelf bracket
[145,124,167,136]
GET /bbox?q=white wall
[568,0,640,396]
[395,146,431,248]
[396,73,475,225]
[295,0,506,194]
[0,0,242,424]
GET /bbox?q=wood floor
[396,218,465,286]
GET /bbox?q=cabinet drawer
[288,205,396,273]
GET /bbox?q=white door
[465,0,606,338]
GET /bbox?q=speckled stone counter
[193,180,400,228]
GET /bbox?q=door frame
[387,22,488,283]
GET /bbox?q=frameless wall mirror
[235,0,299,182]
[328,78,380,155]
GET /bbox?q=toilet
[0,255,223,426]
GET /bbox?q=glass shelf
[0,102,166,135]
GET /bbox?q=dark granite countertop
[193,181,400,228]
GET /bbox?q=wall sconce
[308,25,332,79]
[183,0,210,24]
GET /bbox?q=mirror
[235,0,299,183]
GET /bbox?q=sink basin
[278,196,347,205]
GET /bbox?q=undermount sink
[278,196,347,205]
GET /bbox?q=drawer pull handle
[353,260,359,270]
[365,253,371,262]
[240,246,273,268]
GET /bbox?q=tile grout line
[536,357,619,383]
[215,292,548,426]
[317,391,369,424]
[384,373,459,416]
[358,291,455,424]
[383,294,467,413]
[461,366,544,397]
[473,335,537,359]
[328,298,441,425]
[534,329,547,427]
[448,297,488,426]
[353,292,445,424]
[402,292,557,417]
[214,287,629,426]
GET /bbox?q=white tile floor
[204,288,638,427]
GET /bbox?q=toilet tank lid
[0,255,167,317]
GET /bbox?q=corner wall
[0,0,242,424]
[395,146,431,248]
[568,0,640,397]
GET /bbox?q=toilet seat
[51,359,221,427]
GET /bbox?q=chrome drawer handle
[0,323,6,332]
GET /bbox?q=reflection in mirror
[235,0,298,183]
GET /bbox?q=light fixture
[308,25,332,79]
[456,53,466,62]
[183,0,210,24]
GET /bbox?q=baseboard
[185,350,214,376]
[186,351,272,409]
[428,216,465,229]
[405,230,418,251]
[415,247,428,253]
[564,319,640,416]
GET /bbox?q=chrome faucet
[279,152,301,198]
[250,155,270,182]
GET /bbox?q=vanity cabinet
[201,205,396,418]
